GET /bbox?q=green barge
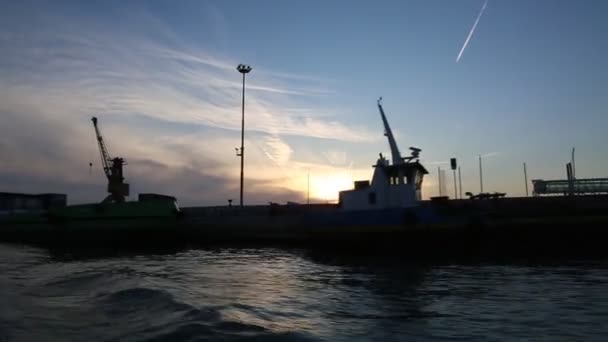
[0,194,181,245]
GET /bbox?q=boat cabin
[338,98,428,211]
[339,152,428,211]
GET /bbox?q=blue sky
[1,0,606,205]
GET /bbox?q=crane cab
[91,117,130,203]
[106,157,129,201]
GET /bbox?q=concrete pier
[2,195,608,258]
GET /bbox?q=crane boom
[92,117,112,177]
[377,98,403,165]
[91,116,129,203]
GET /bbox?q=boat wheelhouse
[339,98,428,211]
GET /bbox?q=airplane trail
[456,0,488,63]
[481,151,499,158]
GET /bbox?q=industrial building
[532,178,608,196]
[0,192,67,214]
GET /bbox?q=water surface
[1,244,607,341]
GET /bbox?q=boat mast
[377,97,402,165]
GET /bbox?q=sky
[1,0,607,205]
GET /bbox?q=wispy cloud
[258,135,294,167]
[0,4,375,204]
[0,7,372,143]
[456,0,488,63]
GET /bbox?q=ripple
[101,287,194,315]
[1,244,608,341]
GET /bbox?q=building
[0,192,67,214]
[532,178,608,196]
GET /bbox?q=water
[1,244,607,341]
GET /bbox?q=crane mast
[377,97,403,165]
[376,98,421,164]
[91,117,129,203]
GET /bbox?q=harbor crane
[91,117,129,203]
[377,97,421,164]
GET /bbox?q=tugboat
[338,98,428,211]
[301,98,440,229]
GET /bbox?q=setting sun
[309,173,353,203]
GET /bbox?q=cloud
[0,103,305,205]
[0,3,376,204]
[321,150,350,166]
[0,7,372,142]
[258,136,293,167]
[126,158,306,206]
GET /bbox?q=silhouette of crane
[377,97,421,164]
[91,117,129,203]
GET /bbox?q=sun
[309,173,353,203]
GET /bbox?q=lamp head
[237,64,252,74]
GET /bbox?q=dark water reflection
[1,244,607,341]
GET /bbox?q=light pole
[458,166,462,199]
[450,158,457,200]
[478,154,484,193]
[307,173,310,205]
[523,162,529,197]
[437,166,442,196]
[237,64,252,207]
[571,147,576,179]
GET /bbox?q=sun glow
[309,173,353,203]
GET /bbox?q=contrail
[456,0,488,63]
[481,151,499,158]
